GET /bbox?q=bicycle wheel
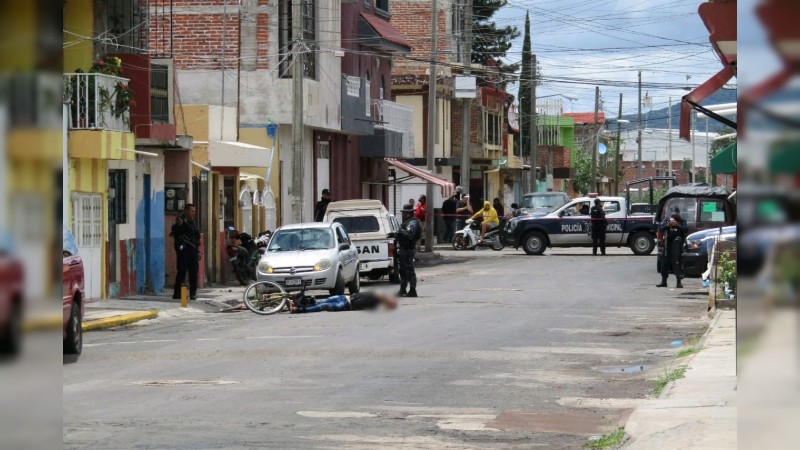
[243,281,288,315]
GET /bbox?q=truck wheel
[63,300,82,355]
[630,231,655,255]
[522,231,547,255]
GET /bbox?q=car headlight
[314,259,331,271]
[258,262,273,274]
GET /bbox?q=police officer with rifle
[396,203,421,297]
[657,206,688,288]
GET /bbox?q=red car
[63,228,84,354]
[0,253,24,355]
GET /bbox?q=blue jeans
[296,295,350,313]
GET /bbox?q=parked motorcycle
[452,219,506,251]
[227,227,272,285]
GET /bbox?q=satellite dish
[598,143,608,155]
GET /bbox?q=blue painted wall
[135,188,166,294]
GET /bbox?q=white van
[323,200,400,283]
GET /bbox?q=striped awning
[385,158,455,197]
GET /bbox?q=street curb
[22,315,62,332]
[82,310,158,331]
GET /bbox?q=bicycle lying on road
[243,281,315,315]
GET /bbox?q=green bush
[717,251,736,295]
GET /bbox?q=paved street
[64,248,711,449]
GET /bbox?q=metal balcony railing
[64,73,131,132]
[372,99,412,133]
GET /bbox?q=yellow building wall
[178,105,211,142]
[63,0,94,72]
[0,2,37,71]
[396,95,424,159]
[68,130,136,160]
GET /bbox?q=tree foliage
[472,0,521,83]
[573,150,592,195]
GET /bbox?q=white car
[256,222,360,294]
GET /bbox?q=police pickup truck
[504,195,657,255]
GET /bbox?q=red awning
[680,1,737,141]
[680,66,735,141]
[385,158,455,197]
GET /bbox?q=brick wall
[391,1,451,77]
[154,0,270,71]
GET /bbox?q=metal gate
[72,193,103,299]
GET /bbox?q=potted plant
[68,55,135,129]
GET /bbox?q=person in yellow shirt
[471,200,500,243]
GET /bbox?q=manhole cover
[130,380,239,386]
[593,365,648,374]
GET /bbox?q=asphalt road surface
[64,248,710,449]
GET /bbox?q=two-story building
[64,0,192,298]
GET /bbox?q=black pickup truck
[504,195,658,255]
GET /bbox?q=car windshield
[521,194,566,210]
[268,228,334,251]
[63,227,79,257]
[333,215,380,233]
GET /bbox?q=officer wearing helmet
[396,203,421,297]
[657,206,688,288]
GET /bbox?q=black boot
[398,287,407,297]
[406,289,418,298]
[676,281,683,288]
[656,280,668,287]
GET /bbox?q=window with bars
[109,169,128,224]
[279,0,317,79]
[150,64,169,123]
[72,194,103,247]
[485,112,501,146]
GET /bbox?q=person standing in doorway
[314,189,332,222]
[493,198,505,218]
[657,207,688,288]
[590,198,608,255]
[397,204,421,297]
[170,203,201,300]
[441,194,457,243]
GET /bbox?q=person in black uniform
[170,203,201,300]
[396,204,421,297]
[314,189,332,222]
[441,194,457,243]
[590,198,608,255]
[657,206,688,288]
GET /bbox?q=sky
[491,0,738,120]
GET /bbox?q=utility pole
[291,0,305,223]
[668,96,672,178]
[591,86,600,193]
[614,93,622,196]
[637,70,643,181]
[691,114,696,183]
[425,0,438,252]
[459,0,472,193]
[706,117,713,186]
[528,54,538,193]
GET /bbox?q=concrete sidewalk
[83,285,246,329]
[623,309,736,449]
